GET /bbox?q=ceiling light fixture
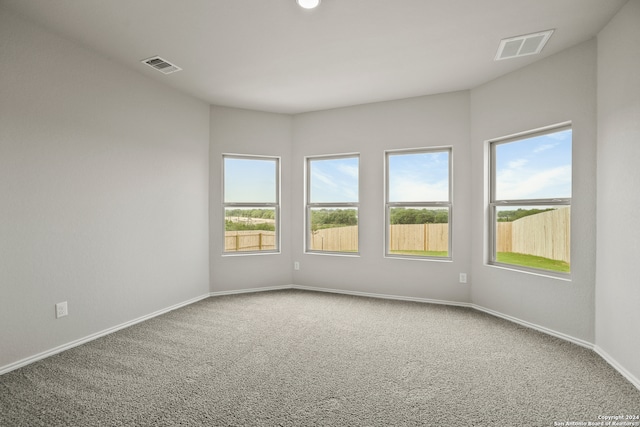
[297,0,321,9]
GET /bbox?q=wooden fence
[496,207,570,262]
[226,208,569,260]
[310,226,358,252]
[309,224,448,253]
[389,224,448,252]
[224,230,276,252]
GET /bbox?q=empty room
[1,0,639,425]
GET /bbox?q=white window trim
[222,153,281,256]
[305,153,360,256]
[384,146,453,261]
[487,123,572,278]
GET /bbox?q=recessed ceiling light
[297,0,321,9]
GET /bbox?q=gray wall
[470,40,598,344]
[291,92,472,303]
[596,0,640,384]
[209,106,294,292]
[0,9,210,369]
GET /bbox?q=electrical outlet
[459,273,467,283]
[55,301,68,318]
[294,262,300,270]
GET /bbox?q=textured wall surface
[0,9,210,369]
[596,0,640,386]
[470,40,598,343]
[292,92,472,303]
[209,106,294,292]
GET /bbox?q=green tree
[225,220,275,232]
[311,209,357,231]
[389,208,448,224]
[497,208,554,222]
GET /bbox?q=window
[489,124,572,275]
[385,148,452,259]
[306,154,359,254]
[223,155,279,254]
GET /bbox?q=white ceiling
[1,0,628,114]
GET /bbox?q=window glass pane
[309,208,358,252]
[494,129,572,201]
[224,207,276,252]
[224,157,277,203]
[309,157,359,203]
[389,207,449,257]
[494,205,570,273]
[389,151,449,202]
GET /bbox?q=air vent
[495,30,554,61]
[141,56,182,74]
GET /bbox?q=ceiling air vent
[141,56,182,74]
[495,29,554,61]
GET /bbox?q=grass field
[388,250,570,273]
[496,252,570,273]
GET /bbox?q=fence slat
[225,231,276,252]
[225,208,569,261]
[310,224,448,253]
[310,226,358,252]
[496,207,570,262]
[389,224,448,252]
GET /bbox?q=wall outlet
[294,261,300,270]
[459,273,467,284]
[55,301,68,318]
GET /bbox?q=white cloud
[497,165,571,200]
[533,143,557,153]
[390,176,449,202]
[337,163,359,179]
[546,129,572,141]
[508,158,528,169]
[311,169,338,189]
[311,167,358,202]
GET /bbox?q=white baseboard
[209,284,292,297]
[471,304,594,350]
[291,284,472,308]
[594,345,640,391]
[0,293,210,376]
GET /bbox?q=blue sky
[388,151,449,202]
[223,130,570,205]
[309,157,359,203]
[495,129,572,200]
[224,157,277,203]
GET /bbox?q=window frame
[305,153,360,256]
[222,153,281,256]
[384,146,453,261]
[488,123,572,277]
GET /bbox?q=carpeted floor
[1,289,639,426]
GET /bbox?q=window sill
[385,254,452,262]
[222,251,281,257]
[487,262,572,282]
[305,251,360,258]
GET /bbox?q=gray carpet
[1,289,639,426]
